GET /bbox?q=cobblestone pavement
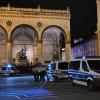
[0,76,100,100]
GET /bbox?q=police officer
[32,58,41,81]
[39,66,46,82]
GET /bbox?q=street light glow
[7,64,12,68]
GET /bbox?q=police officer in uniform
[39,66,46,82]
[32,58,41,81]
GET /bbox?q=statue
[16,48,29,66]
[52,50,57,60]
[52,49,59,61]
[19,48,27,60]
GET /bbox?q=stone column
[37,40,42,62]
[65,41,71,61]
[97,0,100,55]
[65,31,71,61]
[58,46,61,61]
[6,40,12,63]
[6,19,12,63]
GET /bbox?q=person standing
[32,58,41,81]
[39,66,46,82]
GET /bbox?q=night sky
[0,0,97,45]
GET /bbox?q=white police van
[47,61,69,81]
[0,64,18,76]
[68,56,100,91]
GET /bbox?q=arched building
[0,6,71,64]
[97,0,100,55]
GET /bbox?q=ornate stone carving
[6,20,12,26]
[37,21,42,27]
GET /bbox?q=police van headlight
[55,70,60,74]
[93,75,100,79]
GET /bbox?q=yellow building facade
[97,0,100,55]
[0,6,71,64]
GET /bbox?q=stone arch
[0,25,8,41]
[41,25,67,41]
[11,24,39,42]
[0,26,8,64]
[41,25,67,62]
[11,24,39,63]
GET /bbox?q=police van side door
[73,61,81,81]
[69,61,80,80]
[81,60,89,85]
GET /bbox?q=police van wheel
[70,78,75,86]
[88,81,94,91]
[0,74,3,76]
[54,76,59,82]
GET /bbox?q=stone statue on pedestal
[19,48,27,60]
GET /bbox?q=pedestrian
[39,66,46,82]
[32,58,41,82]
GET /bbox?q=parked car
[0,64,19,76]
[68,56,100,91]
[47,61,69,81]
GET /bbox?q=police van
[68,56,100,91]
[47,61,69,81]
[0,64,18,76]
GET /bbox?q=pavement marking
[15,96,22,100]
[0,93,30,100]
[15,94,30,99]
[0,82,29,85]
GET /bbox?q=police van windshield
[10,67,15,70]
[58,62,68,70]
[87,60,100,70]
[2,67,6,70]
[48,63,56,70]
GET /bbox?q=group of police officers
[32,58,47,82]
